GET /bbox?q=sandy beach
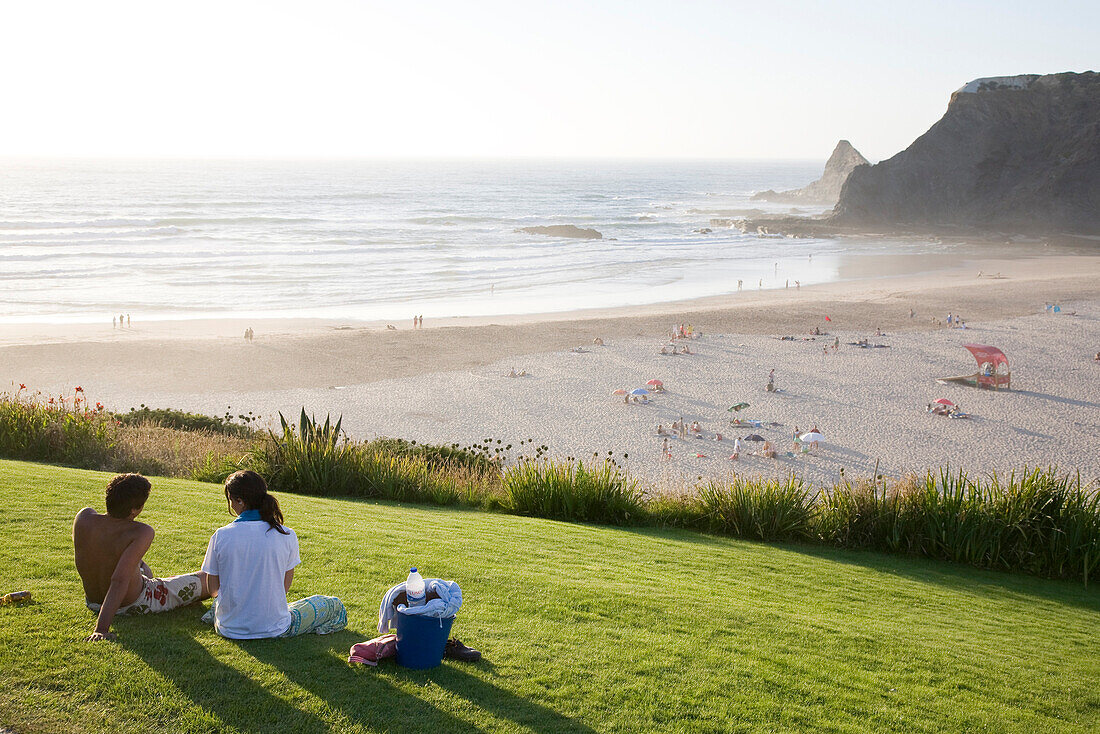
[3,253,1099,489]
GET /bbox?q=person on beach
[112,316,117,329]
[766,369,775,392]
[737,279,742,291]
[201,471,346,639]
[126,314,131,328]
[795,280,800,289]
[74,474,211,642]
[662,437,670,458]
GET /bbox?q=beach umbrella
[612,389,627,395]
[646,379,663,386]
[728,402,750,412]
[800,432,825,443]
[744,434,765,442]
[630,388,649,396]
[934,398,955,406]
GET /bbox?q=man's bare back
[74,474,208,641]
[73,507,153,608]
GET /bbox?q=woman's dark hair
[223,470,289,534]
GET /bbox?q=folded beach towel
[378,578,462,633]
[349,634,398,665]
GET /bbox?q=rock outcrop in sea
[752,140,869,205]
[833,72,1100,234]
[519,225,603,240]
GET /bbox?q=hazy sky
[1,1,1096,160]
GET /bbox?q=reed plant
[697,476,815,541]
[502,458,643,524]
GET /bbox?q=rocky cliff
[753,140,869,204]
[833,72,1100,233]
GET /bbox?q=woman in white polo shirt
[201,470,346,639]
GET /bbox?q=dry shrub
[113,422,251,477]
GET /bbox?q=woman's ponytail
[224,470,289,534]
[259,492,288,535]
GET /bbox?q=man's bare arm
[87,526,154,642]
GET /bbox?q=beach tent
[936,344,1011,390]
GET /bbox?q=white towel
[377,578,462,633]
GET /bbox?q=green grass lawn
[1,458,1098,734]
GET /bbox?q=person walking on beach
[759,279,763,289]
[113,316,117,329]
[795,280,800,290]
[126,314,131,328]
[737,279,742,291]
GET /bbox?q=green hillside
[0,459,1097,733]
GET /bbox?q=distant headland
[736,71,1100,238]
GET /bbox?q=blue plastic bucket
[394,610,455,670]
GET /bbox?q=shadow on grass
[245,634,596,734]
[622,524,1100,611]
[122,616,334,733]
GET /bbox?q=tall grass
[698,477,815,541]
[249,410,501,506]
[0,389,115,469]
[2,388,1098,583]
[503,459,643,524]
[815,468,1100,583]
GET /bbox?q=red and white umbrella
[646,379,663,386]
[934,398,955,406]
[612,389,627,396]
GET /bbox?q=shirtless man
[73,473,210,641]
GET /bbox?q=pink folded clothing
[349,634,398,666]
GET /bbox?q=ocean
[0,158,963,324]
